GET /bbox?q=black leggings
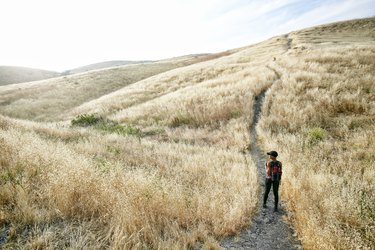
[263,178,280,208]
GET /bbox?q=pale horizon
[0,0,374,72]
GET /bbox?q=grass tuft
[306,127,327,144]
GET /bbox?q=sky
[0,0,374,72]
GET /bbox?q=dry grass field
[0,115,258,249]
[0,17,374,249]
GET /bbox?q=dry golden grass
[0,17,374,249]
[0,34,287,247]
[0,115,258,249]
[0,23,288,248]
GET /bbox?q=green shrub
[71,114,102,127]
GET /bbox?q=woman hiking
[263,151,282,212]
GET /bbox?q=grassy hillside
[0,66,59,86]
[0,17,374,249]
[257,17,375,249]
[0,54,229,121]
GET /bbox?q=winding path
[221,73,302,249]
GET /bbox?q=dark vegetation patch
[71,114,142,137]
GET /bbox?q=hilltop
[0,17,374,249]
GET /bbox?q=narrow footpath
[221,87,302,249]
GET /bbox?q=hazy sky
[0,0,374,72]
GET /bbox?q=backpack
[270,160,282,181]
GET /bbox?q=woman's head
[267,151,278,160]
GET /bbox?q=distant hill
[61,60,152,75]
[61,55,232,75]
[0,66,60,86]
[0,53,230,121]
[0,55,223,87]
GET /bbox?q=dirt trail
[285,34,293,52]
[221,76,302,249]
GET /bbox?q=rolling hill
[0,53,232,121]
[0,17,374,249]
[0,66,60,86]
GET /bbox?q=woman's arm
[266,161,271,178]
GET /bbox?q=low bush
[71,114,102,127]
[72,114,142,137]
